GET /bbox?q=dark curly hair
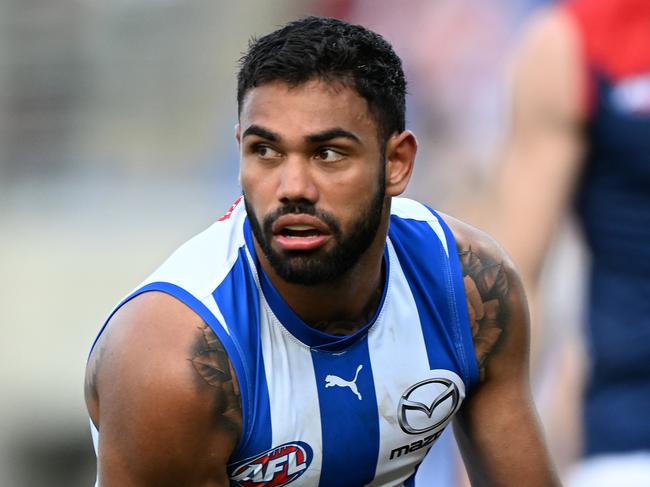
[237,16,407,145]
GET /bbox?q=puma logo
[324,364,363,400]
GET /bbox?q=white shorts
[566,452,650,487]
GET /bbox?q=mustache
[262,202,341,236]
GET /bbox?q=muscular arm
[84,292,242,487]
[445,216,561,487]
[484,8,586,367]
[491,7,585,285]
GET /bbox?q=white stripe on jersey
[366,240,465,486]
[243,247,325,485]
[135,201,250,335]
[260,309,325,485]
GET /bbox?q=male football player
[85,16,560,486]
[485,1,650,484]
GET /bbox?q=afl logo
[229,441,313,487]
[398,378,460,435]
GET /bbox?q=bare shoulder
[439,213,530,383]
[85,291,241,485]
[512,5,585,124]
[518,5,579,54]
[440,212,514,271]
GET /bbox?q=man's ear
[235,124,242,185]
[385,130,417,197]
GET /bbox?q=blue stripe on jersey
[434,212,480,389]
[310,337,380,486]
[243,219,391,352]
[212,247,273,461]
[389,214,477,389]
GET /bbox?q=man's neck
[255,227,388,336]
[306,263,385,336]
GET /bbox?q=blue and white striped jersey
[90,196,479,487]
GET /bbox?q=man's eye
[315,148,344,162]
[255,145,281,159]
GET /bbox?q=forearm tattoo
[458,245,509,380]
[190,323,242,434]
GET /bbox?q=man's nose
[276,156,318,203]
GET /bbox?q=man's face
[238,79,387,285]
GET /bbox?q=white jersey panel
[366,240,465,486]
[143,201,247,295]
[259,303,325,484]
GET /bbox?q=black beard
[244,175,386,286]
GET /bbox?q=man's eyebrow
[241,125,278,141]
[306,128,361,144]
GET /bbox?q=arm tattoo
[190,323,242,434]
[458,245,509,380]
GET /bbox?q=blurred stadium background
[0,1,582,485]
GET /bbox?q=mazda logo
[397,378,460,435]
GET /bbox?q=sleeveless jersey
[90,196,479,487]
[565,0,650,457]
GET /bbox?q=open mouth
[272,217,332,251]
[279,224,324,238]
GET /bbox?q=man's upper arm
[445,217,561,487]
[85,291,241,487]
[490,7,586,286]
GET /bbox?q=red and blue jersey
[565,0,650,457]
[90,197,478,486]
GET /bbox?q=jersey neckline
[243,218,390,351]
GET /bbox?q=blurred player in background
[487,0,650,485]
[85,16,560,487]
